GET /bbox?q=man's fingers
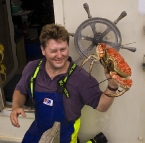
[104,68,111,77]
[21,110,26,117]
[12,119,20,127]
[10,109,26,127]
[104,68,109,74]
[10,112,20,127]
[10,108,26,128]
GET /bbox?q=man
[10,24,118,143]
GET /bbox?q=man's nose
[56,51,62,57]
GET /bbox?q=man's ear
[41,45,45,56]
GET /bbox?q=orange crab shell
[106,48,132,77]
[110,71,132,89]
[97,43,132,77]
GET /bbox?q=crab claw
[110,71,132,89]
[105,71,132,97]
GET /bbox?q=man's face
[41,39,69,69]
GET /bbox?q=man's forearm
[12,90,26,110]
[96,86,117,112]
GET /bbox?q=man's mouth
[55,59,63,63]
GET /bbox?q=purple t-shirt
[15,57,102,121]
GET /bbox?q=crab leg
[80,54,98,77]
[104,89,128,97]
[80,54,94,68]
[100,57,108,68]
[88,59,97,77]
[80,54,98,68]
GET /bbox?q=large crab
[80,43,132,97]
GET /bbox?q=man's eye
[61,49,66,52]
[50,50,57,53]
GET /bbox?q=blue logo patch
[43,98,53,106]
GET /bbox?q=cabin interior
[2,0,55,105]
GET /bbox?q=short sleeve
[80,76,103,109]
[15,60,40,95]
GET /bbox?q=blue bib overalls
[22,91,78,143]
[22,60,80,143]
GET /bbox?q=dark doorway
[3,0,55,102]
[11,0,55,63]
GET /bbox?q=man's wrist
[107,85,118,91]
[12,105,22,111]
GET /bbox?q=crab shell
[96,43,132,78]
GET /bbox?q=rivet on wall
[138,136,144,143]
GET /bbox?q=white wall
[0,109,34,142]
[54,0,145,143]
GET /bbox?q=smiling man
[10,24,118,143]
[41,39,70,79]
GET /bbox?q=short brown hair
[39,24,69,48]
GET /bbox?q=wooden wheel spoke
[83,44,95,55]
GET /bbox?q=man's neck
[45,61,70,79]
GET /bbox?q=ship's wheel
[69,3,136,63]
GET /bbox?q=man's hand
[97,68,118,112]
[104,68,118,88]
[10,108,26,128]
[10,90,27,127]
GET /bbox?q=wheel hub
[93,33,102,45]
